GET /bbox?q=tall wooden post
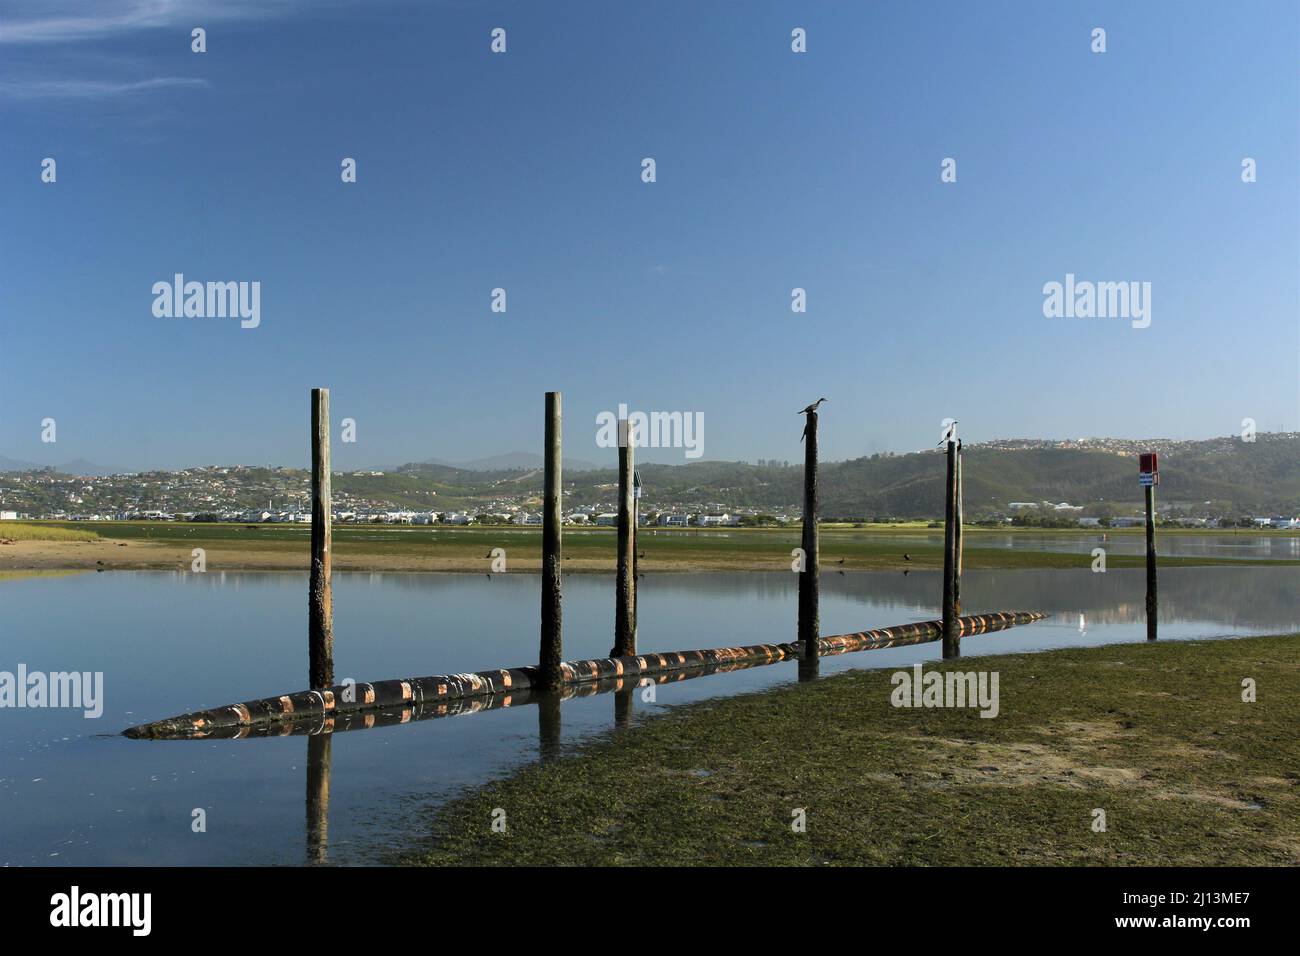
[613,418,637,656]
[1145,483,1157,641]
[309,388,334,688]
[540,392,563,689]
[632,469,640,634]
[954,439,963,617]
[798,409,819,675]
[942,437,959,659]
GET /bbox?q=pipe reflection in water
[305,730,331,864]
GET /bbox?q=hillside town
[0,464,799,527]
[1,461,1297,529]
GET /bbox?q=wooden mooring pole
[1139,451,1159,641]
[540,392,563,689]
[1145,483,1158,641]
[309,387,334,688]
[942,435,959,659]
[954,439,963,617]
[798,407,820,678]
[613,417,636,656]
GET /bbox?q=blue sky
[1,0,1296,471]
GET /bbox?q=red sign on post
[1139,452,1159,486]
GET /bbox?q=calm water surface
[2,561,1297,866]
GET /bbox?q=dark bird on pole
[798,398,828,416]
[939,420,959,446]
[799,398,827,442]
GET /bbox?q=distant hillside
[823,434,1300,517]
[526,434,1300,517]
[3,434,1297,519]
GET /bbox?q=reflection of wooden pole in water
[305,731,331,864]
[614,683,634,729]
[538,691,562,761]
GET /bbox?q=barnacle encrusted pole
[309,387,334,689]
[613,416,636,657]
[540,391,563,689]
[122,611,1046,740]
[798,405,820,679]
[954,439,964,617]
[942,431,959,659]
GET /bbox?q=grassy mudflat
[399,635,1300,866]
[2,521,1295,573]
[0,521,98,542]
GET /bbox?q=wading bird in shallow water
[903,553,912,561]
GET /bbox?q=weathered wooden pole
[1144,485,1158,641]
[1139,451,1159,642]
[798,408,820,676]
[941,436,959,659]
[305,732,331,864]
[954,439,964,617]
[309,387,334,688]
[540,392,563,689]
[613,418,637,656]
[632,468,641,633]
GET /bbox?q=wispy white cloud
[0,76,209,99]
[0,1,306,44]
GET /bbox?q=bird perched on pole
[939,420,959,445]
[799,398,827,441]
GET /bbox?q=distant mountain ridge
[0,456,122,476]
[423,452,603,472]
